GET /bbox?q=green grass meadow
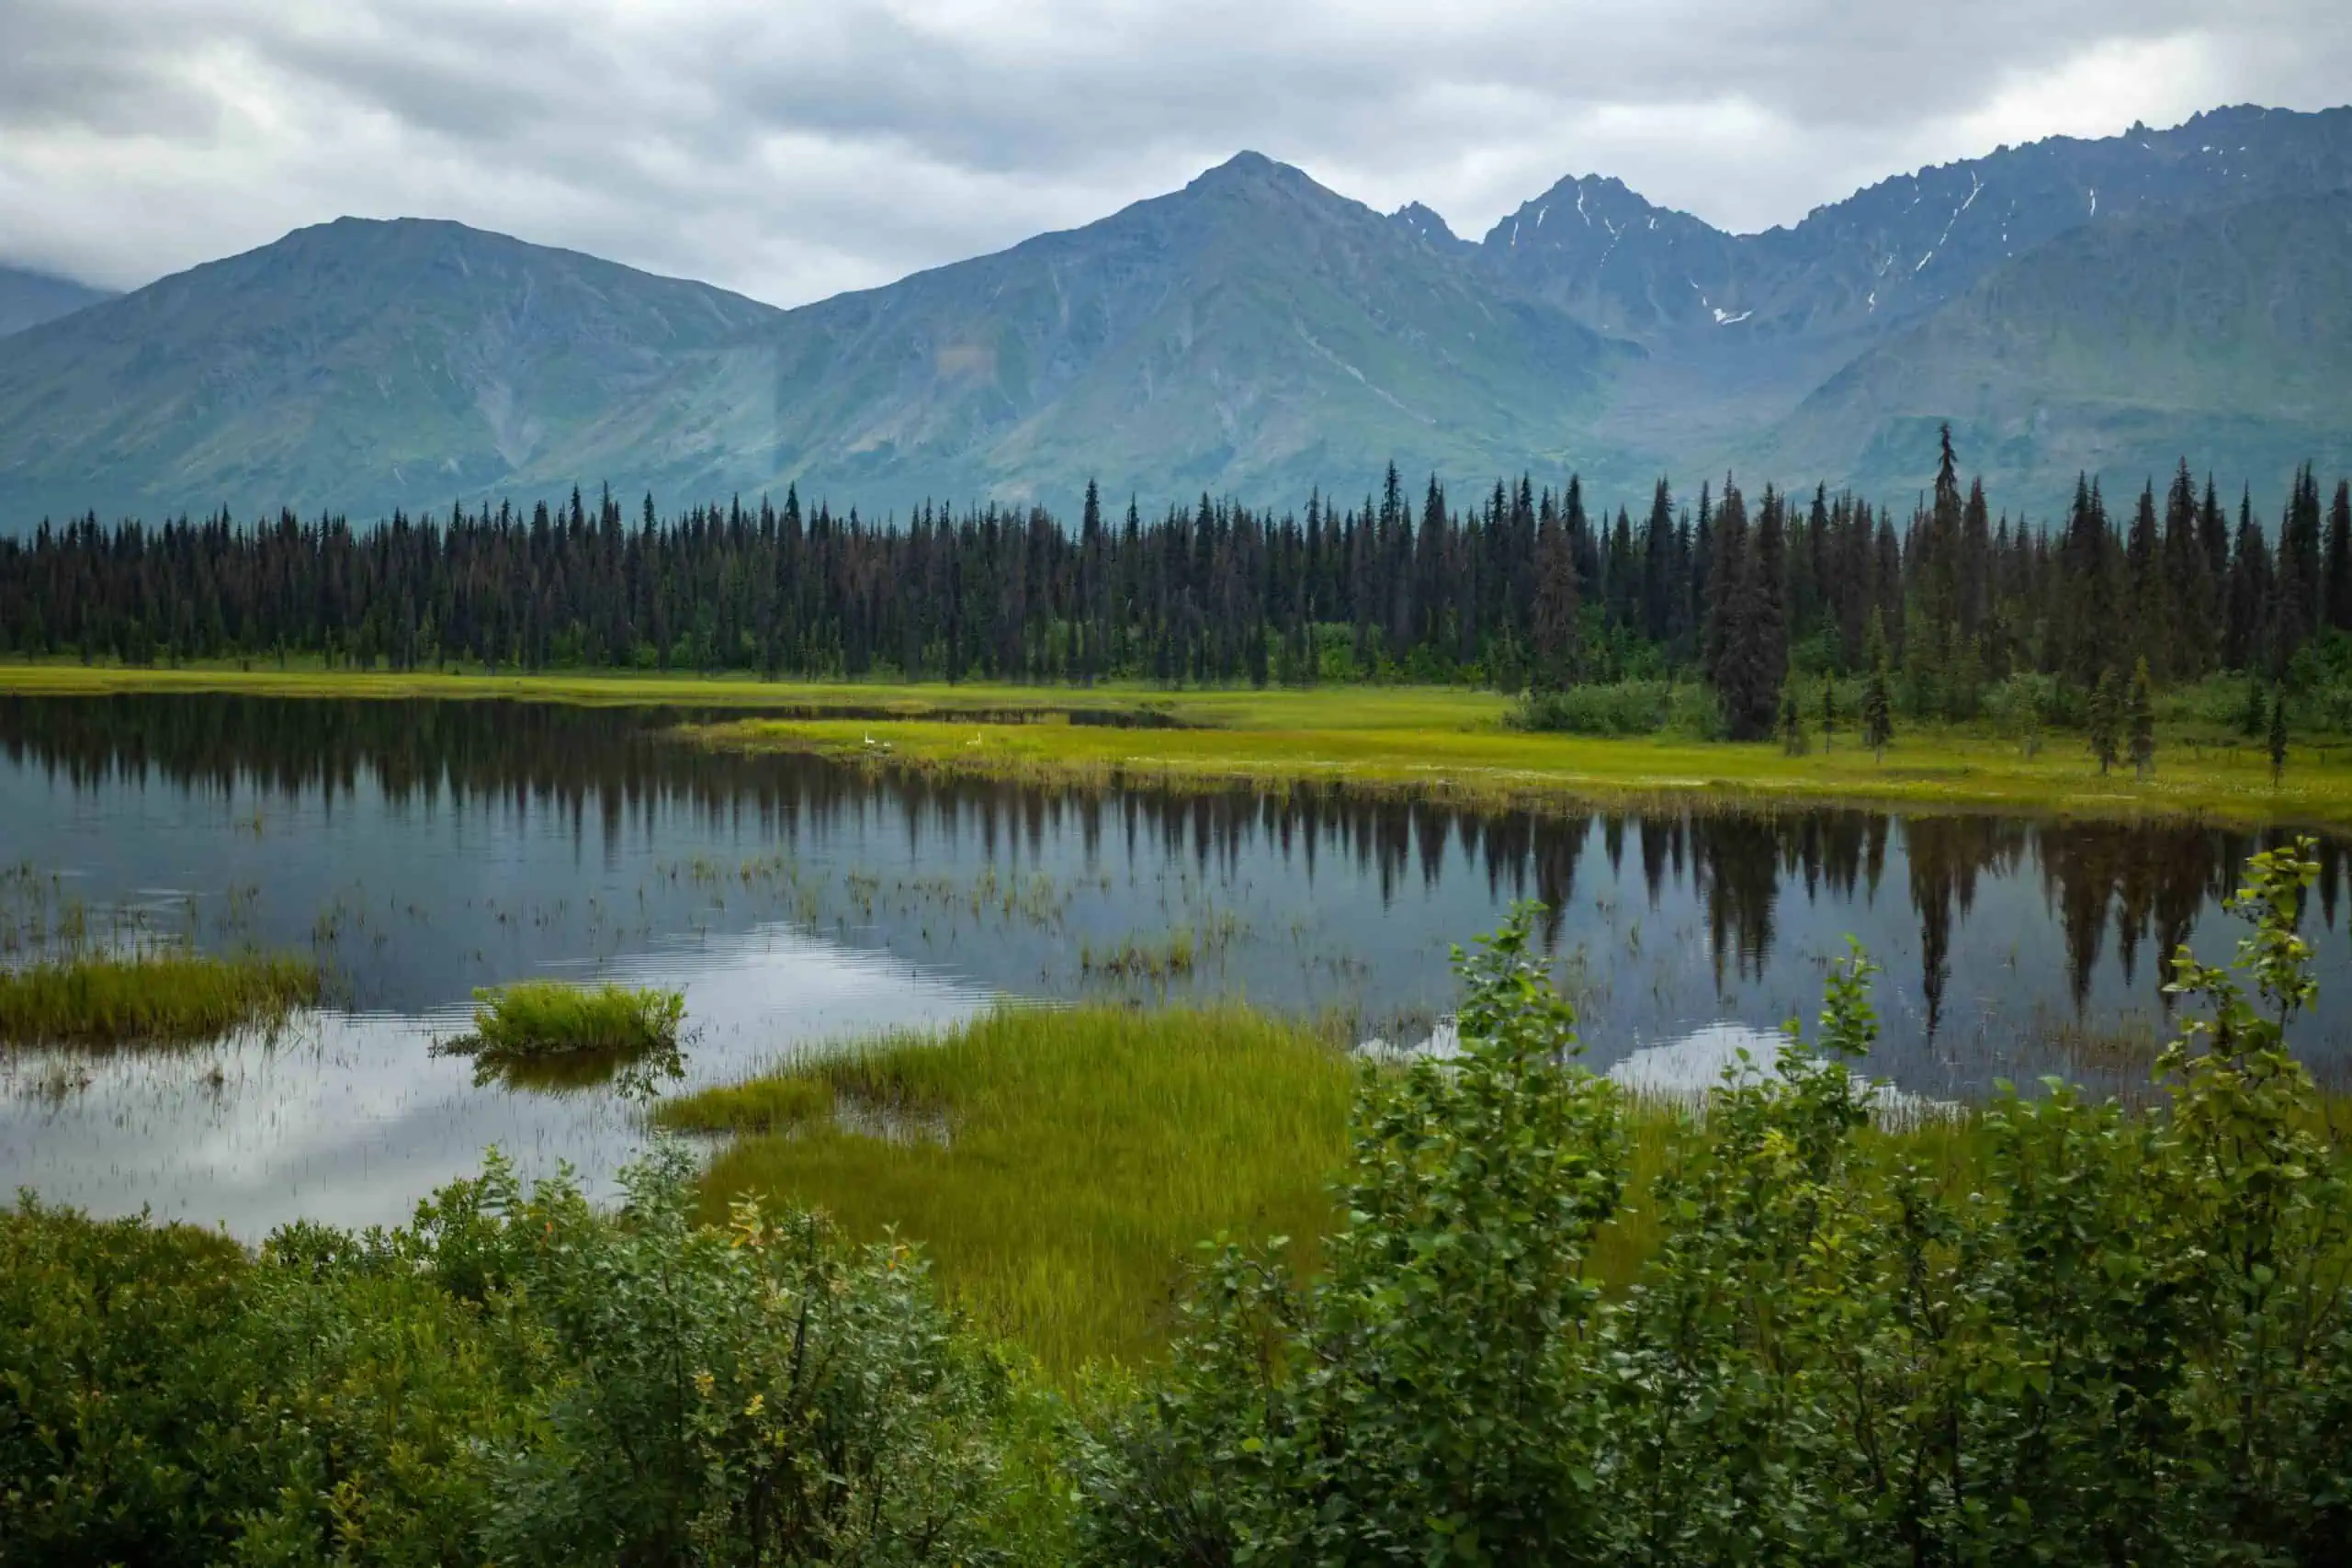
[11,660,2352,826]
[660,1006,1357,1373]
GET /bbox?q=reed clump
[0,951,320,1046]
[452,980,684,1061]
[435,981,688,1095]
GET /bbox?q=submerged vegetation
[0,951,319,1046]
[9,841,2352,1562]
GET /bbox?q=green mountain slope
[543,152,1629,513]
[0,265,114,337]
[0,158,1627,527]
[0,220,783,524]
[1760,191,2352,514]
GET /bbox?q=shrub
[1077,851,2352,1566]
[1508,680,1718,738]
[0,1149,1031,1567]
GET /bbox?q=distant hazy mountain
[1479,104,2352,508]
[0,157,1622,524]
[625,152,1623,513]
[1760,190,2352,507]
[0,265,114,337]
[0,219,780,525]
[3,104,2350,529]
[1481,106,2352,344]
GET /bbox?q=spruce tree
[2087,668,2122,775]
[2127,657,2155,780]
[2238,679,2267,740]
[1820,672,1838,752]
[2331,479,2352,635]
[1861,609,1895,761]
[1779,677,1808,756]
[2269,685,2290,784]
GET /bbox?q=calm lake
[4,694,2347,1235]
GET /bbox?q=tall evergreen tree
[2127,657,2155,780]
[1861,609,1895,761]
[2269,684,2290,783]
[2087,668,2122,775]
[1530,502,1579,692]
[2329,479,2352,636]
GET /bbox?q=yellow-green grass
[0,951,320,1046]
[692,710,2352,829]
[660,1005,1357,1376]
[10,660,2351,825]
[453,980,684,1061]
[0,660,1496,726]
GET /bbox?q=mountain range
[0,265,115,338]
[2,103,2348,530]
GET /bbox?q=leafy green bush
[1076,851,2352,1566]
[1508,679,1720,738]
[1,1149,1032,1567]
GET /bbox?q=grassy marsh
[654,1001,1962,1376]
[0,952,321,1047]
[11,661,2351,826]
[659,1005,1357,1374]
[692,707,2352,829]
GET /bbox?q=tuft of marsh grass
[435,981,686,1093]
[1079,930,1196,981]
[662,1005,1357,1377]
[0,951,320,1047]
[453,980,684,1060]
[661,1073,834,1133]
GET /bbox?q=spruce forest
[6,432,2349,739]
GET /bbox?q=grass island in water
[0,951,321,1047]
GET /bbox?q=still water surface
[4,694,2346,1234]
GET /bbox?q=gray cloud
[2,0,2346,304]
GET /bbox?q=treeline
[4,434,2347,736]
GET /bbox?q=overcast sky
[4,0,2347,308]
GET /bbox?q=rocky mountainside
[1763,189,2352,506]
[624,152,1623,513]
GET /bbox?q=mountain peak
[1390,200,1472,253]
[1184,150,1328,200]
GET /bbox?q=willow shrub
[1078,845,2352,1567]
[1,1147,1035,1567]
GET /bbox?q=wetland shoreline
[5,660,2351,829]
